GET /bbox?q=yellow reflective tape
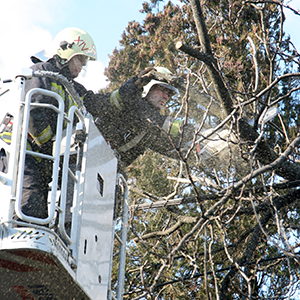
[170,120,182,138]
[68,94,79,110]
[110,89,124,111]
[30,145,41,162]
[33,156,41,163]
[26,141,32,151]
[0,132,37,152]
[51,82,66,100]
[0,132,12,144]
[31,124,53,145]
[0,132,40,161]
[51,82,81,127]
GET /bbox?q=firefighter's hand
[134,67,155,89]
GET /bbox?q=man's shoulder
[31,61,57,72]
[25,62,58,91]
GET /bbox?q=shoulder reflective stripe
[118,131,147,152]
[31,124,53,145]
[0,132,12,145]
[110,89,124,111]
[170,120,182,138]
[51,82,66,100]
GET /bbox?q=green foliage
[106,0,300,299]
[128,152,176,197]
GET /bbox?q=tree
[107,1,300,299]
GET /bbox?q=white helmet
[142,67,180,98]
[32,27,97,64]
[51,27,97,63]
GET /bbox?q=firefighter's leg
[13,155,49,220]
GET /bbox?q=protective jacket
[0,60,80,157]
[0,60,83,219]
[83,76,195,166]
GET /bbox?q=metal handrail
[58,105,85,245]
[107,173,129,300]
[116,173,129,300]
[14,70,88,228]
[15,88,65,225]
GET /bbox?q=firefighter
[0,27,97,220]
[76,66,196,219]
[82,66,195,171]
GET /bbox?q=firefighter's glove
[134,67,156,89]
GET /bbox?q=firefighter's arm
[72,80,88,97]
[83,67,155,116]
[83,91,111,119]
[72,81,110,119]
[110,68,155,111]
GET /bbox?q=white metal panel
[0,227,90,300]
[75,118,117,300]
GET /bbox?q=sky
[0,0,299,92]
[0,0,147,91]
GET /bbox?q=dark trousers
[0,149,49,220]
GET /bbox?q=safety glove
[134,67,156,89]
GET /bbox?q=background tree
[106,0,300,299]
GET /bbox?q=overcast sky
[0,0,299,92]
